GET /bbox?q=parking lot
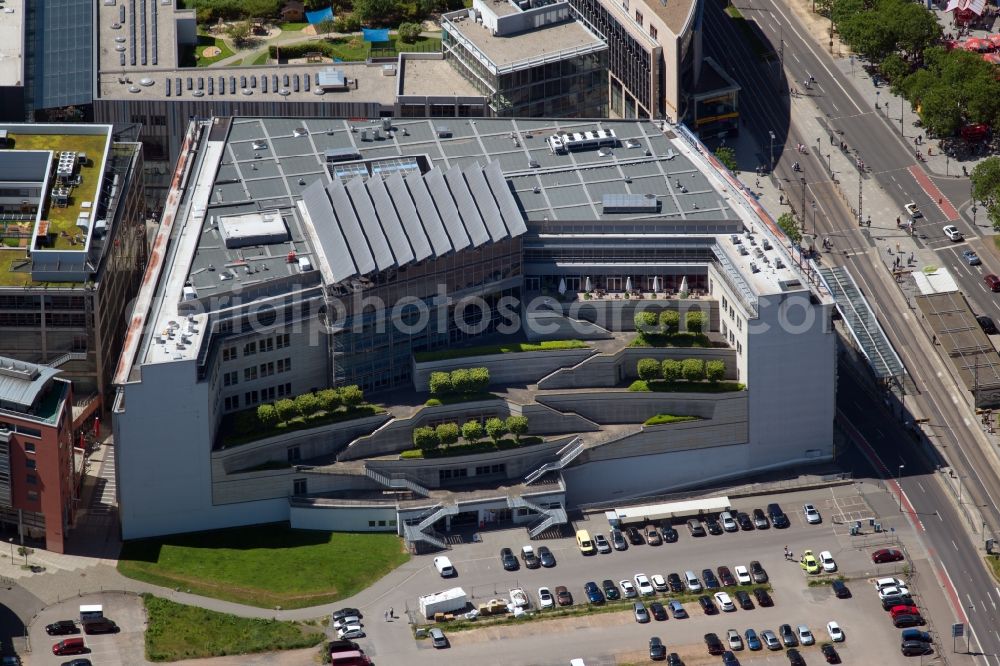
[27,592,147,666]
[400,485,938,665]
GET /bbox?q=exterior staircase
[402,503,459,550]
[523,437,584,485]
[507,494,569,538]
[365,467,431,497]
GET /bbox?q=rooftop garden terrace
[6,132,108,253]
[414,339,589,363]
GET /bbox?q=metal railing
[365,467,431,497]
[524,437,584,484]
[528,506,568,538]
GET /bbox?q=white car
[819,550,837,572]
[538,586,554,609]
[337,624,365,639]
[634,573,655,596]
[875,577,906,591]
[905,202,922,219]
[878,585,910,599]
[619,579,638,598]
[944,225,964,241]
[727,628,743,650]
[734,565,752,585]
[797,624,815,645]
[826,621,844,642]
[720,511,739,532]
[651,574,668,592]
[714,591,735,611]
[803,504,821,524]
[332,616,361,630]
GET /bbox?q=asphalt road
[703,1,1000,662]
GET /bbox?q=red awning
[946,0,986,14]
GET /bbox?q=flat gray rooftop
[399,57,482,97]
[97,0,178,71]
[0,0,24,87]
[444,14,605,70]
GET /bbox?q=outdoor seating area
[539,275,708,301]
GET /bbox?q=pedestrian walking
[384,610,389,621]
[390,607,394,619]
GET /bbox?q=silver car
[761,629,781,650]
[430,627,449,648]
[633,601,650,623]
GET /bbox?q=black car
[978,315,998,335]
[882,594,915,610]
[702,569,720,589]
[705,632,725,655]
[331,607,362,621]
[767,503,790,528]
[626,526,645,545]
[58,660,91,666]
[537,546,556,568]
[735,590,754,610]
[901,629,932,643]
[749,560,768,584]
[722,651,740,666]
[821,642,841,663]
[705,516,724,535]
[522,547,540,569]
[650,636,667,660]
[667,653,683,666]
[667,573,684,593]
[893,613,925,628]
[753,588,774,607]
[698,595,718,615]
[736,512,754,530]
[901,640,934,656]
[661,525,679,543]
[500,548,518,570]
[831,580,851,599]
[717,566,737,587]
[752,508,770,529]
[779,624,798,647]
[787,648,806,665]
[650,601,668,621]
[602,578,621,600]
[45,620,78,636]
[584,581,605,604]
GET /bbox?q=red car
[890,605,920,618]
[872,548,904,563]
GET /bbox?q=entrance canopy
[606,496,731,525]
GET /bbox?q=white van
[684,570,702,592]
[433,556,455,577]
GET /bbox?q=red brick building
[0,359,76,553]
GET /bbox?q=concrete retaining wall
[530,299,720,333]
[524,311,613,342]
[538,346,737,389]
[212,469,379,505]
[290,504,398,532]
[411,348,595,392]
[509,402,600,434]
[536,389,747,425]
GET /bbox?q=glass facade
[24,0,94,117]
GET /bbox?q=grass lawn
[643,414,699,426]
[143,594,324,661]
[424,392,500,406]
[986,554,1000,582]
[279,21,311,31]
[415,339,588,362]
[120,525,410,609]
[249,51,270,65]
[629,332,716,348]
[629,379,746,393]
[195,34,234,67]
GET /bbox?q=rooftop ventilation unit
[601,193,659,214]
[325,148,362,162]
[436,126,452,138]
[547,128,617,154]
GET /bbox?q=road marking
[952,539,959,551]
[968,593,978,612]
[916,481,925,493]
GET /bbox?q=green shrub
[706,359,726,382]
[436,422,460,447]
[628,380,649,391]
[468,367,490,392]
[661,358,682,382]
[333,13,361,32]
[637,358,661,381]
[397,21,422,42]
[256,404,278,428]
[295,392,321,416]
[686,311,705,333]
[413,426,439,450]
[462,420,484,443]
[340,385,364,407]
[634,311,658,333]
[485,417,507,444]
[316,389,341,412]
[505,415,529,443]
[450,368,472,394]
[424,398,442,407]
[660,310,679,335]
[275,398,296,423]
[400,449,424,459]
[429,371,452,395]
[681,358,705,382]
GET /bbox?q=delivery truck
[418,587,468,619]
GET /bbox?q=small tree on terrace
[429,371,452,395]
[339,385,364,407]
[275,398,296,423]
[681,358,705,382]
[485,417,507,444]
[637,358,662,381]
[468,367,490,392]
[436,422,460,447]
[462,419,484,444]
[686,311,705,333]
[450,368,473,394]
[257,403,279,428]
[634,310,658,334]
[295,392,321,417]
[317,388,341,412]
[659,310,679,335]
[413,426,439,450]
[706,359,726,383]
[661,358,682,382]
[506,415,529,443]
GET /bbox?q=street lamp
[800,177,807,227]
[811,200,817,235]
[900,97,904,136]
[7,538,11,562]
[897,464,905,511]
[875,90,880,110]
[769,130,776,173]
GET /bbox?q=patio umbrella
[964,37,988,51]
[678,275,689,297]
[984,52,1000,64]
[625,276,633,292]
[558,277,567,295]
[652,276,660,293]
[584,276,592,292]
[988,33,1000,48]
